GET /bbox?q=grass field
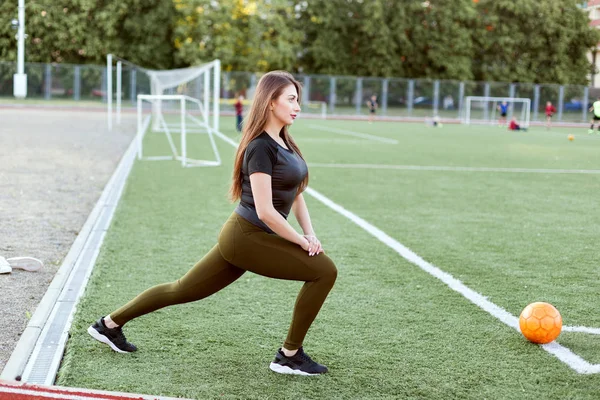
[56,117,600,399]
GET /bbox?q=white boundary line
[308,124,399,144]
[215,131,600,374]
[308,163,600,175]
[562,326,600,335]
[296,138,379,144]
[303,187,600,374]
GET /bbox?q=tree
[172,0,303,71]
[0,0,176,68]
[472,0,598,84]
[298,0,399,76]
[297,0,477,80]
[399,0,477,80]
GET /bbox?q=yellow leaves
[243,1,258,16]
[257,59,268,69]
[185,37,193,44]
[174,38,182,49]
[233,0,257,19]
[196,6,204,14]
[174,0,186,11]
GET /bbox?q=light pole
[13,0,27,98]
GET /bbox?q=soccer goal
[107,55,223,167]
[463,96,531,127]
[304,101,327,119]
[137,60,222,167]
[136,94,221,167]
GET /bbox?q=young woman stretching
[87,71,338,376]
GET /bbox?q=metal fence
[0,61,595,123]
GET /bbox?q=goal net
[107,55,222,167]
[136,94,221,167]
[463,96,531,127]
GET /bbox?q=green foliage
[0,0,598,83]
[172,0,303,71]
[57,118,600,399]
[472,0,599,84]
[0,0,176,68]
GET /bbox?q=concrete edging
[0,134,138,381]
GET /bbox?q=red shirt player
[234,95,244,132]
[545,101,556,130]
[545,102,556,117]
[508,117,527,131]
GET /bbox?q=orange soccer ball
[519,302,562,344]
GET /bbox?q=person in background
[234,95,244,132]
[545,101,557,130]
[366,94,378,123]
[497,101,508,127]
[588,96,600,135]
[508,116,527,131]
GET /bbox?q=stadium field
[57,117,600,399]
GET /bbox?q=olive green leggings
[110,212,338,350]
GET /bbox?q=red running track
[0,380,190,400]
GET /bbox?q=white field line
[308,163,600,175]
[296,138,379,144]
[562,326,600,335]
[305,187,600,375]
[215,131,600,374]
[308,124,399,144]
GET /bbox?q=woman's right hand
[299,235,321,256]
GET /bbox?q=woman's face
[270,84,301,126]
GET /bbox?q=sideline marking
[217,131,600,372]
[308,124,399,144]
[304,187,600,374]
[308,163,600,175]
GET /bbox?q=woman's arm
[250,173,318,255]
[292,193,324,255]
[291,193,314,236]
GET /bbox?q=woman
[87,71,338,376]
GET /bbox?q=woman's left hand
[303,235,323,256]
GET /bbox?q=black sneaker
[87,317,137,353]
[269,347,328,375]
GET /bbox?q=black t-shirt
[234,132,308,233]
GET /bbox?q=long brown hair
[229,71,308,202]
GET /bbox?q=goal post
[106,55,221,136]
[136,94,221,168]
[463,96,531,127]
[305,101,327,119]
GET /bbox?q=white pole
[116,61,122,125]
[107,54,112,131]
[181,98,186,167]
[465,97,471,125]
[13,0,27,98]
[137,96,143,159]
[213,60,221,133]
[204,68,210,129]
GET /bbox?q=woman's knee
[315,255,337,283]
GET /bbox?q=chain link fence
[1,61,596,123]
